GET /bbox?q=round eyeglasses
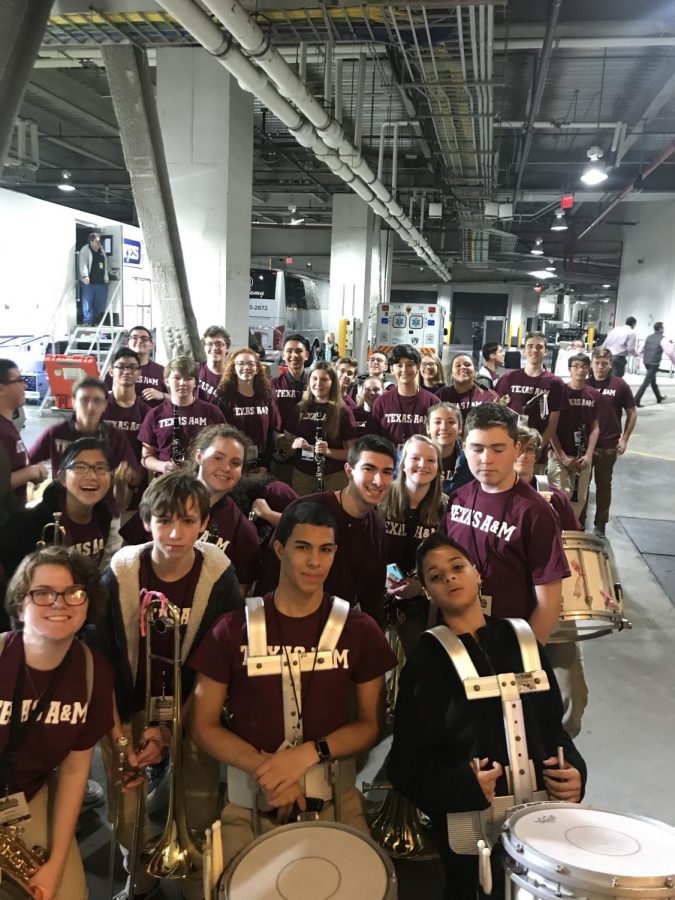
[27,586,88,607]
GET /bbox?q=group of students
[0,324,641,900]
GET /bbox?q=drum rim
[502,801,675,890]
[561,530,608,550]
[222,820,397,890]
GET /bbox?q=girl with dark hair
[217,348,280,473]
[425,402,473,495]
[0,546,114,900]
[285,362,358,495]
[437,353,496,412]
[0,438,121,581]
[379,434,447,654]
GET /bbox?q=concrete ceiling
[3,0,675,294]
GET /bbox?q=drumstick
[203,828,212,899]
[472,757,481,775]
[557,746,565,769]
[212,820,224,887]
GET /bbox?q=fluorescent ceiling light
[550,209,568,231]
[602,283,611,288]
[530,237,544,256]
[581,146,608,185]
[528,269,555,279]
[290,217,305,226]
[58,183,76,192]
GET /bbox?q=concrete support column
[329,194,377,366]
[156,48,254,349]
[0,0,53,170]
[103,45,201,360]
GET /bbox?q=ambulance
[374,301,447,355]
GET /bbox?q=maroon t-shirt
[556,384,599,456]
[199,495,261,586]
[370,388,438,448]
[586,374,636,449]
[103,394,150,462]
[28,417,139,474]
[218,392,281,466]
[0,632,114,800]
[286,402,358,475]
[187,594,396,752]
[136,547,204,699]
[197,362,222,405]
[436,384,496,414]
[104,359,166,407]
[257,491,387,624]
[384,509,440,574]
[495,369,565,434]
[343,393,357,411]
[0,414,29,504]
[272,372,308,431]
[60,510,109,567]
[352,406,374,433]
[138,398,225,461]
[441,478,569,619]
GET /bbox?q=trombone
[126,591,202,890]
[36,512,66,548]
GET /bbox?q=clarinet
[315,418,326,492]
[171,404,186,466]
[570,423,587,503]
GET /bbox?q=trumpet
[36,512,66,549]
[0,825,48,896]
[127,592,202,887]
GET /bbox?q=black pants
[634,364,663,403]
[611,355,627,378]
[431,818,505,900]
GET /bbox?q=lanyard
[0,645,71,792]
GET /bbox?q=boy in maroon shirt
[583,347,638,537]
[548,353,600,520]
[139,356,225,475]
[271,333,310,483]
[125,325,166,406]
[369,344,438,451]
[495,331,565,469]
[188,500,396,868]
[335,355,359,409]
[0,358,48,504]
[197,325,230,404]
[103,348,150,460]
[441,403,569,644]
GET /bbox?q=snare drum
[219,821,397,899]
[550,532,627,642]
[502,802,675,898]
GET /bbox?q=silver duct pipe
[157,0,448,278]
[197,0,450,278]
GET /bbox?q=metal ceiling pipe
[576,136,675,242]
[512,0,563,205]
[199,0,450,276]
[157,0,449,278]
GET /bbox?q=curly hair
[188,423,251,467]
[217,348,272,401]
[5,545,107,626]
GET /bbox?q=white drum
[551,532,627,642]
[219,821,398,899]
[502,802,675,898]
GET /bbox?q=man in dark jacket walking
[634,321,675,406]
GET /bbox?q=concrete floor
[19,371,675,898]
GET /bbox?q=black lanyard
[468,476,519,577]
[0,646,71,792]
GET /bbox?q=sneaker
[657,396,667,403]
[635,402,643,408]
[593,525,606,538]
[82,779,105,808]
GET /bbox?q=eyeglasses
[27,586,88,607]
[235,362,257,369]
[128,335,151,344]
[113,364,140,372]
[420,362,437,369]
[5,376,28,385]
[204,341,227,350]
[66,462,112,476]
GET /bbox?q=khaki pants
[547,453,592,518]
[219,788,369,871]
[291,467,348,496]
[21,782,88,900]
[545,642,588,739]
[102,713,220,895]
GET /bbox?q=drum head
[505,803,675,880]
[223,822,394,899]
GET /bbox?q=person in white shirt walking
[602,316,637,378]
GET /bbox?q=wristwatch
[314,738,332,763]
